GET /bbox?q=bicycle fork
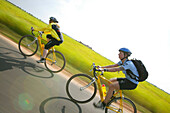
[28,38,37,47]
[80,77,96,91]
[36,37,44,56]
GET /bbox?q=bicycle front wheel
[105,97,137,113]
[18,35,38,56]
[44,51,66,73]
[66,74,97,103]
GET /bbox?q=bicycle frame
[90,64,124,112]
[34,31,57,62]
[35,32,47,56]
[96,74,112,102]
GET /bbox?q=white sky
[7,0,170,93]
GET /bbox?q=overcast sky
[7,0,170,93]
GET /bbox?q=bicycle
[18,29,66,73]
[66,63,137,113]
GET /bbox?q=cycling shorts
[45,35,63,49]
[117,78,137,90]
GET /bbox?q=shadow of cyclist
[0,47,54,78]
[39,97,82,113]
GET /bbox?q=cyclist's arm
[101,64,119,68]
[101,66,124,72]
[33,24,51,32]
[34,27,47,32]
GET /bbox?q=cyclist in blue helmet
[93,48,139,110]
[119,47,132,60]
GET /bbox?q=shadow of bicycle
[0,47,54,78]
[39,97,82,113]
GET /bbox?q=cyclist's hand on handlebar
[31,27,34,30]
[96,67,103,71]
[39,31,44,34]
[96,65,101,68]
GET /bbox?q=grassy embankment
[0,0,170,113]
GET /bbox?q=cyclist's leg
[44,40,54,54]
[37,36,53,63]
[119,79,137,90]
[93,78,120,109]
[46,34,52,40]
[109,78,119,94]
[105,78,137,102]
[43,38,62,57]
[109,77,118,82]
[103,78,120,104]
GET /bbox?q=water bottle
[41,43,44,50]
[102,84,106,97]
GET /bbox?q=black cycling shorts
[117,78,137,90]
[45,35,63,49]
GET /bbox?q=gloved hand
[31,27,34,31]
[96,67,103,71]
[96,65,101,68]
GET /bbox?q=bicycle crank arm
[80,78,96,91]
[51,61,57,66]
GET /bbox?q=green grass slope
[0,0,170,112]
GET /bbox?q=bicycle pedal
[111,96,115,99]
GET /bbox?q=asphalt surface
[0,35,104,113]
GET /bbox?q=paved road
[0,35,104,113]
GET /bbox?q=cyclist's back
[50,23,63,42]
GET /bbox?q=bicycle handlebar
[31,30,35,36]
[30,27,34,36]
[91,63,104,79]
[30,27,43,37]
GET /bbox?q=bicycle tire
[66,74,97,103]
[18,35,38,56]
[105,97,137,113]
[44,51,66,73]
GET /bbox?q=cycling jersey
[117,59,139,84]
[34,23,63,42]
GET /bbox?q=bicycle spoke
[80,78,96,91]
[27,39,37,47]
[105,97,137,113]
[66,74,97,103]
[45,51,65,73]
[18,35,38,56]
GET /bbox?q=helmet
[49,17,58,23]
[119,48,132,57]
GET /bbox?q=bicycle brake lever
[91,63,95,67]
[89,69,92,72]
[90,63,96,72]
[30,29,35,36]
[100,71,104,75]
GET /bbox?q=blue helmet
[119,48,132,57]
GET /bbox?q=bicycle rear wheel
[66,74,97,103]
[44,51,66,73]
[105,97,137,113]
[18,35,38,56]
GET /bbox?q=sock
[102,102,106,106]
[113,91,115,95]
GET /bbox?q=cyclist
[31,17,63,63]
[93,48,139,109]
